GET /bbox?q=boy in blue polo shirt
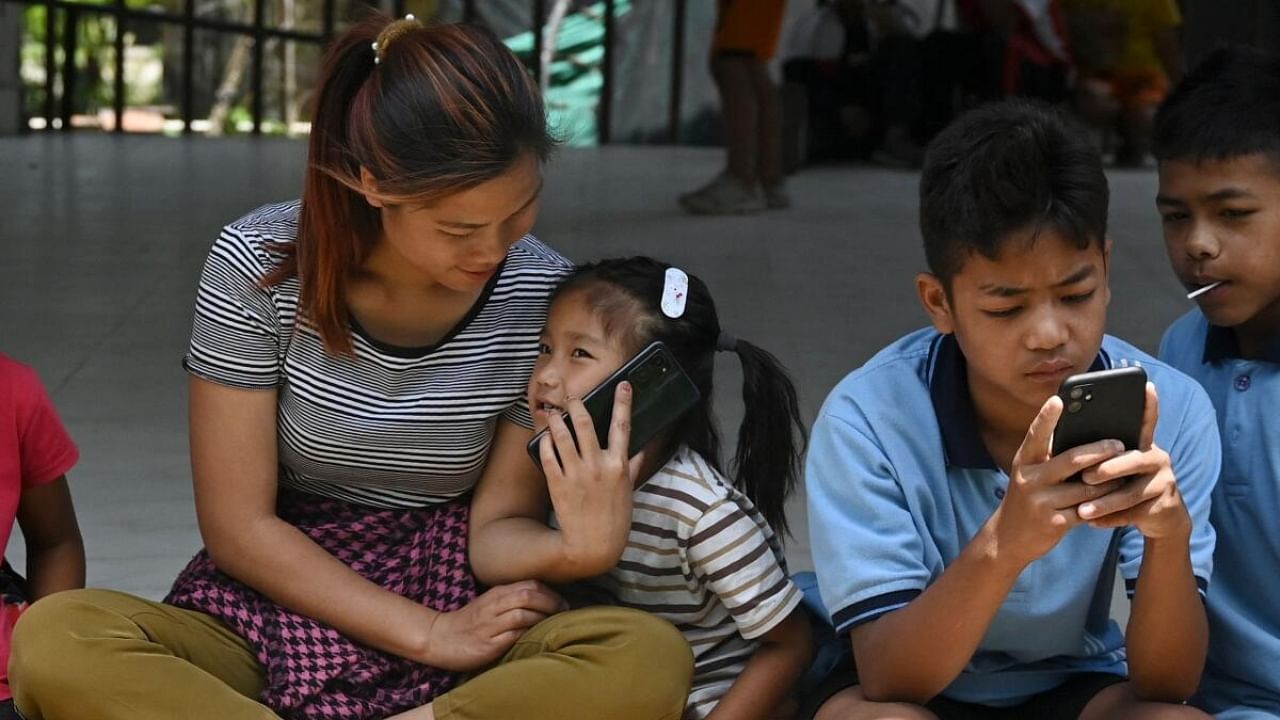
[803,100,1219,720]
[1153,47,1280,719]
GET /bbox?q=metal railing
[2,0,691,142]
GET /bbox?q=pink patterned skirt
[166,488,477,720]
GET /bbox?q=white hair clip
[661,267,689,319]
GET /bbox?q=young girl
[531,257,815,720]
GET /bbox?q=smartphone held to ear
[527,341,701,470]
[1051,365,1147,457]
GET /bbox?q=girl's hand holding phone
[538,382,647,577]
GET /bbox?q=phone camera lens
[1069,387,1084,400]
[1067,400,1083,413]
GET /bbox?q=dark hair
[919,99,1109,284]
[552,258,807,537]
[266,13,555,354]
[1153,46,1280,168]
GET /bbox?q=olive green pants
[10,589,692,720]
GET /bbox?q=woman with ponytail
[9,14,691,720]
[527,257,814,720]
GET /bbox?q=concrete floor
[0,134,1190,605]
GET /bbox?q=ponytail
[265,15,383,354]
[724,339,807,537]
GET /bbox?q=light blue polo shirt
[1161,311,1280,720]
[807,327,1219,707]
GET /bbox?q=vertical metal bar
[59,6,76,131]
[531,0,543,84]
[182,0,194,133]
[322,0,334,39]
[668,0,685,143]
[251,0,264,134]
[113,0,125,133]
[598,0,614,144]
[392,0,404,19]
[43,0,55,128]
[463,0,475,24]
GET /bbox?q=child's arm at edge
[16,476,85,600]
[706,606,814,720]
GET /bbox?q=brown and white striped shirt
[573,447,803,719]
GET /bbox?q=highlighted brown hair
[266,13,554,354]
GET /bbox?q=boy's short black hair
[1153,46,1280,167]
[920,99,1109,284]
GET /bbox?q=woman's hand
[538,382,644,577]
[421,580,567,671]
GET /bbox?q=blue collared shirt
[1161,310,1280,718]
[807,327,1219,706]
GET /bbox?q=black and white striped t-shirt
[184,201,572,508]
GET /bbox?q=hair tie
[372,13,421,65]
[716,331,738,353]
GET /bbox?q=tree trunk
[539,0,572,90]
[206,33,252,135]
